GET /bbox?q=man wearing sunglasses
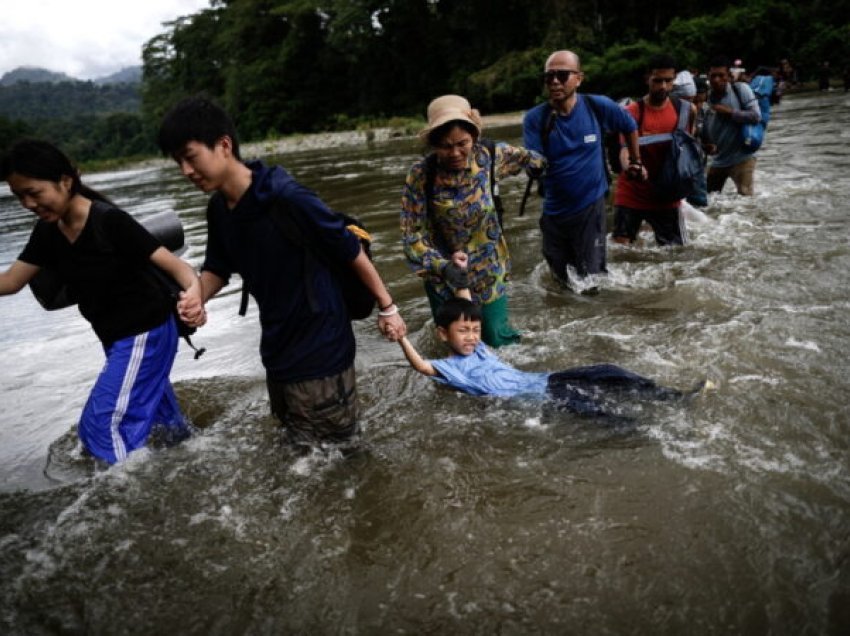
[523,50,642,293]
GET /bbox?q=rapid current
[1,91,848,634]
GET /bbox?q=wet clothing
[523,95,636,284]
[201,160,362,444]
[613,98,688,246]
[428,343,680,415]
[19,203,172,347]
[80,317,187,463]
[401,142,544,347]
[267,364,358,448]
[703,82,761,169]
[18,202,188,463]
[613,205,688,246]
[523,95,637,217]
[539,195,608,284]
[202,160,361,384]
[401,142,545,302]
[707,156,756,196]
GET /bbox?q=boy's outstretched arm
[398,336,437,377]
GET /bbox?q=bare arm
[0,260,40,296]
[150,246,207,327]
[398,336,437,376]
[349,247,407,339]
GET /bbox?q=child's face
[437,317,482,356]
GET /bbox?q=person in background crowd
[702,56,761,196]
[612,55,697,246]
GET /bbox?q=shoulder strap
[479,138,504,229]
[540,108,558,153]
[584,95,612,183]
[423,152,438,218]
[730,82,745,109]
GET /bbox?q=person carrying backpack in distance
[0,139,200,464]
[158,96,406,453]
[523,50,643,293]
[400,94,545,348]
[612,54,699,247]
[703,56,762,196]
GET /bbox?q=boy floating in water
[392,273,711,415]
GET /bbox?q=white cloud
[0,0,211,79]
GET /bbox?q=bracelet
[628,158,642,166]
[378,304,399,317]
[378,298,394,312]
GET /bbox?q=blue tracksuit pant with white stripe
[79,316,188,464]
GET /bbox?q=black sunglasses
[542,69,579,84]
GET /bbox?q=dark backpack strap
[584,95,613,184]
[519,108,557,217]
[637,98,645,133]
[479,138,505,229]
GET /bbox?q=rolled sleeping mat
[29,208,187,311]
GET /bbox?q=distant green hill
[0,66,147,162]
[0,80,140,121]
[0,67,75,86]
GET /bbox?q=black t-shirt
[19,201,171,346]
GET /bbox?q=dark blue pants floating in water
[546,364,682,416]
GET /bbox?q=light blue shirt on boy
[429,343,549,397]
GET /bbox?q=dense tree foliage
[3,0,847,162]
[0,81,148,162]
[141,0,848,144]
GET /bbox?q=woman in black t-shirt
[0,139,204,464]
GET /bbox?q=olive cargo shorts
[267,365,358,448]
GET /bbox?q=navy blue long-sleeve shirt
[202,161,361,382]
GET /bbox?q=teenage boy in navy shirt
[159,96,406,450]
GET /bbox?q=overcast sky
[0,0,211,80]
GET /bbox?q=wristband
[378,304,399,317]
[378,299,394,312]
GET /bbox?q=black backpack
[239,200,375,320]
[423,138,504,229]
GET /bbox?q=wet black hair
[427,120,480,148]
[709,56,732,72]
[157,95,241,160]
[647,54,678,73]
[435,297,482,328]
[0,138,112,204]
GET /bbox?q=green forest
[2,0,848,162]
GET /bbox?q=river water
[1,91,848,634]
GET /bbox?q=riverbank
[85,111,526,174]
[240,111,526,157]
